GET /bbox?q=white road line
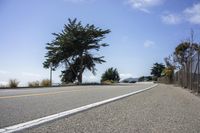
[0,84,158,133]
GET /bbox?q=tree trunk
[77,54,84,84]
[77,72,83,84]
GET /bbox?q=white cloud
[120,73,133,80]
[143,40,155,48]
[161,3,200,25]
[127,0,164,13]
[184,3,200,25]
[161,13,181,24]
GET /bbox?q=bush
[28,81,40,87]
[163,68,174,77]
[101,67,120,83]
[40,79,51,87]
[8,79,20,88]
[101,80,115,85]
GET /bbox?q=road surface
[0,83,153,129]
[25,84,200,133]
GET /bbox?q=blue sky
[0,0,200,85]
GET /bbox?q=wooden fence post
[190,57,192,90]
[198,52,200,93]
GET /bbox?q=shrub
[163,68,174,77]
[163,67,174,82]
[8,79,20,88]
[101,67,120,83]
[101,80,115,85]
[40,79,51,87]
[28,81,40,88]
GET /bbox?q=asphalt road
[0,83,153,129]
[25,84,200,133]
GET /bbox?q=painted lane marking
[0,89,84,99]
[0,84,158,133]
[0,84,151,99]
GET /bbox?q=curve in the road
[0,84,157,133]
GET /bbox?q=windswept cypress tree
[43,18,110,84]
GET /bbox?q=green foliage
[8,79,19,88]
[40,79,51,87]
[151,63,165,80]
[43,18,110,84]
[163,56,175,80]
[101,68,120,83]
[163,68,174,77]
[28,81,40,87]
[174,41,198,67]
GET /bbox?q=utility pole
[50,62,53,86]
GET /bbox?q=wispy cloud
[184,3,200,25]
[143,40,155,48]
[127,0,164,13]
[161,3,200,25]
[161,13,181,25]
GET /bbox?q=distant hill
[121,78,139,83]
[138,76,153,82]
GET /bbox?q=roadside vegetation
[150,63,165,81]
[28,81,40,87]
[40,79,51,87]
[152,30,200,85]
[8,79,20,88]
[101,67,120,84]
[0,79,52,89]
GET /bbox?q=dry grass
[8,79,20,88]
[101,80,115,85]
[28,81,40,87]
[40,79,51,87]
